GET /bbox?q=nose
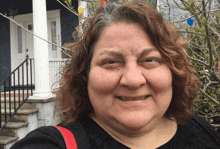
[120,63,146,89]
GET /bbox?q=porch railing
[49,58,69,91]
[0,58,34,130]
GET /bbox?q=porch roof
[0,0,78,21]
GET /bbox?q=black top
[10,115,220,149]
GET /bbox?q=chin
[115,112,160,131]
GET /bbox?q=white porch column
[30,0,54,99]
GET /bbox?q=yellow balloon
[78,6,84,14]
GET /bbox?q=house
[0,0,84,148]
[0,0,79,86]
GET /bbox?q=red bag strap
[54,126,77,149]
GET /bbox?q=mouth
[116,95,150,101]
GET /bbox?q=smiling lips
[116,95,150,101]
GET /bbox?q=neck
[90,115,177,149]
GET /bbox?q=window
[17,26,22,53]
[51,21,57,51]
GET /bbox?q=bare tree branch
[199,89,219,105]
[201,1,213,69]
[190,56,209,67]
[179,30,205,36]
[203,80,219,91]
[57,0,79,16]
[207,24,220,38]
[173,0,186,10]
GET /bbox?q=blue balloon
[187,18,194,26]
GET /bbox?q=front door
[47,9,62,59]
[48,19,58,58]
[24,22,34,59]
[11,9,62,70]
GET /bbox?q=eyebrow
[99,47,158,58]
[138,47,159,58]
[99,50,124,59]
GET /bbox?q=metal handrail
[0,58,34,130]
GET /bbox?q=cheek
[88,67,120,94]
[145,69,173,111]
[146,67,173,92]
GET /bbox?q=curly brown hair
[56,0,200,125]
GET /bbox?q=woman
[10,1,220,149]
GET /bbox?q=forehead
[97,23,147,41]
[93,23,155,55]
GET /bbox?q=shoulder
[183,115,220,138]
[177,115,220,148]
[61,120,91,149]
[160,115,220,149]
[10,126,66,149]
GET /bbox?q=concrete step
[1,90,33,110]
[0,136,18,145]
[0,94,30,99]
[1,108,38,122]
[1,91,32,98]
[0,110,38,149]
[0,122,29,137]
[1,97,26,102]
[1,100,36,109]
[1,108,38,115]
[3,122,29,129]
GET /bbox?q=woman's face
[88,23,173,133]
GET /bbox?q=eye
[145,57,160,62]
[103,59,119,65]
[101,59,122,69]
[140,57,161,68]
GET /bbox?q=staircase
[0,58,61,149]
[0,58,37,149]
[0,92,38,149]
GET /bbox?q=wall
[0,19,11,85]
[60,9,78,45]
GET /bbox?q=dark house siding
[60,9,79,45]
[0,19,11,83]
